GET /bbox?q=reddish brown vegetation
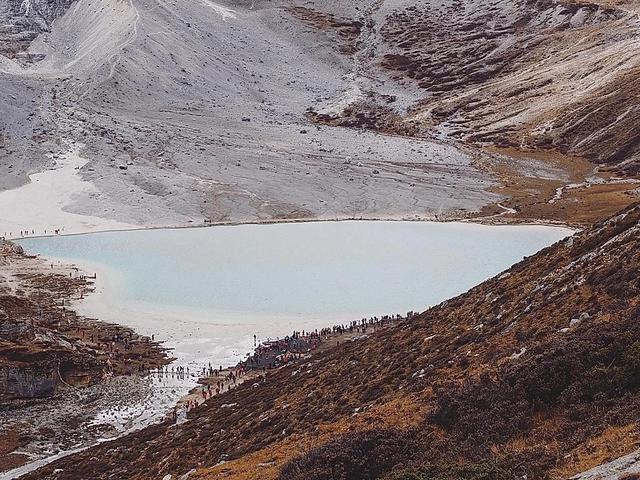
[286,6,362,55]
[20,203,640,479]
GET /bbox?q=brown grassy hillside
[23,202,640,480]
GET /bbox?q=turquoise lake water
[18,221,572,319]
[17,220,573,367]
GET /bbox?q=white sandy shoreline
[0,139,577,243]
[9,213,579,243]
[45,251,380,366]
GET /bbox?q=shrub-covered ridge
[24,203,640,480]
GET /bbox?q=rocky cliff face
[311,0,640,175]
[0,0,74,59]
[0,364,56,400]
[0,323,103,402]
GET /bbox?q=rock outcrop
[0,364,56,399]
[0,242,167,404]
[0,0,74,59]
[0,323,103,402]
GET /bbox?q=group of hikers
[241,311,419,371]
[168,310,419,421]
[61,265,97,282]
[79,310,419,379]
[3,227,64,240]
[75,325,139,354]
[171,364,248,420]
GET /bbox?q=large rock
[0,318,30,340]
[0,364,56,401]
[0,0,76,58]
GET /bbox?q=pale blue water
[18,221,572,320]
[8,220,574,477]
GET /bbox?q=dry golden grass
[194,395,429,480]
[475,147,640,227]
[551,424,640,479]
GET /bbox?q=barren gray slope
[1,0,502,227]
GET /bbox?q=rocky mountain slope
[0,0,72,59]
[21,204,640,479]
[1,0,638,230]
[317,0,640,175]
[0,0,504,229]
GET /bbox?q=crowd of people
[168,310,420,421]
[241,311,419,371]
[170,364,251,419]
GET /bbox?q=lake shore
[16,220,575,372]
[3,209,579,243]
[2,219,574,478]
[0,242,171,478]
[0,240,418,479]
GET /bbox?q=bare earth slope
[22,204,640,479]
[1,0,639,230]
[0,0,506,228]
